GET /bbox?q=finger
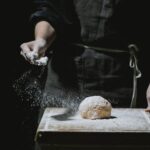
[20,50,34,64]
[20,44,33,60]
[20,43,31,54]
[32,47,46,60]
[20,44,37,64]
[20,50,27,60]
[33,39,47,58]
[20,44,28,60]
[32,45,39,59]
[20,48,32,63]
[145,107,150,112]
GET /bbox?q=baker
[20,0,149,110]
[20,0,150,149]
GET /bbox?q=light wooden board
[37,108,150,133]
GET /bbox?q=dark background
[4,0,149,150]
[5,1,36,150]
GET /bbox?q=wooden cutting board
[37,108,150,133]
[35,108,150,150]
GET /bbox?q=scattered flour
[35,56,48,66]
[27,51,48,66]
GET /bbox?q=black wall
[6,1,37,150]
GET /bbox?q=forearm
[35,21,56,48]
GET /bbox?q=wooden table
[35,108,150,150]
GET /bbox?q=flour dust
[13,67,82,112]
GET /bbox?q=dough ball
[79,96,112,119]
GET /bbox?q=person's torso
[60,0,130,49]
[73,0,120,43]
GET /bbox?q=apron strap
[72,43,142,108]
[72,43,128,53]
[128,44,142,108]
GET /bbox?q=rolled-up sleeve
[30,0,68,38]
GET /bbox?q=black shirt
[30,0,148,49]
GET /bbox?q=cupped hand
[20,38,48,66]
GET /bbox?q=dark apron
[40,0,142,110]
[41,44,140,110]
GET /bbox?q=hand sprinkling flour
[20,38,49,66]
[20,21,56,66]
